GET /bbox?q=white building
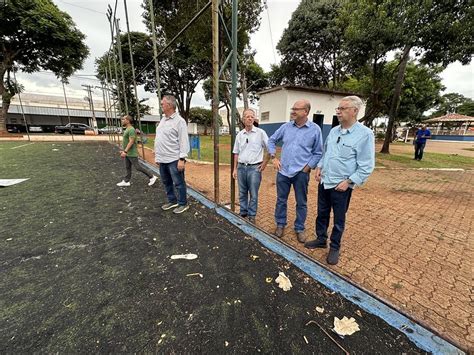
[257,85,365,140]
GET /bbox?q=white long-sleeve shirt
[154,112,190,163]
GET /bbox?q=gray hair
[162,95,177,109]
[342,96,363,111]
[242,108,256,117]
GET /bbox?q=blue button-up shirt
[318,122,375,189]
[268,120,323,178]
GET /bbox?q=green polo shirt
[123,126,138,157]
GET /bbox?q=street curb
[140,158,465,355]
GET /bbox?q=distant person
[304,96,375,265]
[232,108,269,223]
[413,124,431,161]
[117,115,157,187]
[154,94,190,214]
[268,99,323,243]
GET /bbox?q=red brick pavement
[141,147,473,350]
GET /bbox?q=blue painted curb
[142,159,464,355]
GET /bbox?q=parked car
[55,123,95,135]
[99,125,123,134]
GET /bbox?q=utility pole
[82,84,98,132]
[147,0,163,118]
[115,18,129,115]
[212,0,220,206]
[96,84,110,139]
[106,3,123,122]
[61,80,74,141]
[230,0,238,211]
[123,0,145,158]
[12,68,30,141]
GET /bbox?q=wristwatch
[179,158,186,162]
[347,178,353,184]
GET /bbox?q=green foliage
[0,0,88,132]
[275,0,346,87]
[430,93,474,117]
[95,32,152,118]
[189,107,217,127]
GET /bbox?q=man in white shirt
[232,109,269,223]
[154,95,190,214]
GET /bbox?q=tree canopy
[0,0,89,132]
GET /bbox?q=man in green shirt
[117,115,157,187]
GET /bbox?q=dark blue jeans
[275,171,310,232]
[237,164,262,217]
[414,142,426,160]
[159,160,187,206]
[316,183,352,251]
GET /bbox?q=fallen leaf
[225,341,229,347]
[170,254,198,260]
[316,306,324,314]
[275,272,292,291]
[250,254,259,261]
[265,277,273,283]
[355,310,362,317]
[6,238,12,241]
[333,316,360,336]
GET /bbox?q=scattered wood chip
[303,335,309,344]
[316,306,325,314]
[333,316,360,336]
[171,254,198,260]
[265,277,273,283]
[355,310,363,317]
[186,273,203,278]
[275,272,292,291]
[250,254,259,261]
[225,341,229,347]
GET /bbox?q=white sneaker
[117,180,131,187]
[148,175,158,186]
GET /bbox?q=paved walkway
[146,145,473,350]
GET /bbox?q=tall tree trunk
[0,66,8,133]
[380,45,411,154]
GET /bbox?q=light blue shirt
[268,120,323,178]
[318,122,375,189]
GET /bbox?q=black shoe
[326,248,340,265]
[304,238,327,249]
[248,216,256,223]
[275,226,285,238]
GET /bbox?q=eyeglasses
[290,107,306,111]
[335,106,355,111]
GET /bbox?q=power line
[58,0,105,15]
[263,0,277,65]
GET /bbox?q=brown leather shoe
[296,231,307,243]
[275,226,285,238]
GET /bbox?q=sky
[15,0,474,114]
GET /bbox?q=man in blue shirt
[268,99,323,243]
[414,124,431,161]
[305,96,375,265]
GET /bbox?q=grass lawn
[146,135,474,169]
[376,151,474,169]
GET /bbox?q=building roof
[8,105,160,122]
[257,84,360,97]
[424,113,474,123]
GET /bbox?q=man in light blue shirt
[305,96,375,265]
[268,99,323,243]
